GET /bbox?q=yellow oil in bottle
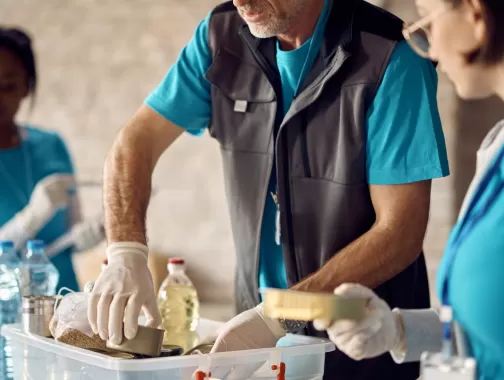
[157,259,200,352]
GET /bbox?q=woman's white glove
[211,304,286,353]
[45,215,105,258]
[71,215,105,252]
[28,174,76,221]
[0,174,75,249]
[87,242,161,345]
[208,304,286,380]
[314,284,405,360]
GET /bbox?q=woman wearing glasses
[316,0,504,379]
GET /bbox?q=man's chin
[247,24,276,39]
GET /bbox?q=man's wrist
[106,242,149,263]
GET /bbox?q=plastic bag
[50,291,107,350]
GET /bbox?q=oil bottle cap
[169,258,184,265]
[167,257,185,272]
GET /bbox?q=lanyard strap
[441,146,504,306]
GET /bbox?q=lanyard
[273,0,331,245]
[441,145,504,307]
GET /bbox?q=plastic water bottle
[157,258,200,352]
[22,240,59,296]
[0,241,22,380]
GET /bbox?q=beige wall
[1,0,234,304]
[3,0,502,307]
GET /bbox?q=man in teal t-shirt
[145,2,448,294]
[95,1,448,379]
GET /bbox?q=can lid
[105,351,135,359]
[0,241,14,250]
[26,240,45,250]
[168,257,184,265]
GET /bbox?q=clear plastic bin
[2,318,334,380]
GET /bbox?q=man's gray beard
[247,21,290,38]
[239,1,305,39]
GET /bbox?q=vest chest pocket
[205,48,277,153]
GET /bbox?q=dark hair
[0,27,37,95]
[446,0,504,64]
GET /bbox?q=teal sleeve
[366,41,449,185]
[145,13,212,136]
[436,155,504,376]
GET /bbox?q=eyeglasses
[402,6,449,59]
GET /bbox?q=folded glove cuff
[255,303,286,340]
[390,308,407,362]
[106,242,149,263]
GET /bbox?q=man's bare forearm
[103,106,185,245]
[292,181,431,293]
[103,124,153,245]
[292,222,424,293]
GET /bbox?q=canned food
[106,326,164,357]
[184,343,214,355]
[87,348,136,360]
[22,296,59,337]
[105,351,135,360]
[160,345,184,357]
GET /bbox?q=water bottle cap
[0,241,14,250]
[26,240,45,250]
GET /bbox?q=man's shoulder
[207,1,245,53]
[211,1,237,15]
[209,1,241,24]
[24,126,65,147]
[354,0,404,42]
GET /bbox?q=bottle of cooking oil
[157,258,200,352]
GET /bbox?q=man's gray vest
[206,1,430,378]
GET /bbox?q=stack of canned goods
[22,296,59,337]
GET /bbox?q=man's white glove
[87,242,161,345]
[211,304,286,353]
[0,174,75,249]
[313,284,405,360]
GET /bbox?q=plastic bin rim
[1,321,335,372]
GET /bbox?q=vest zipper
[240,34,286,298]
[300,113,312,177]
[277,51,351,285]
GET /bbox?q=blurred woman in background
[0,27,104,291]
[316,0,504,379]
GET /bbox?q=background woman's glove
[314,284,405,360]
[0,174,76,249]
[46,214,106,258]
[71,214,105,252]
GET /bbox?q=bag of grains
[50,291,107,350]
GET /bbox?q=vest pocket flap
[205,48,275,103]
